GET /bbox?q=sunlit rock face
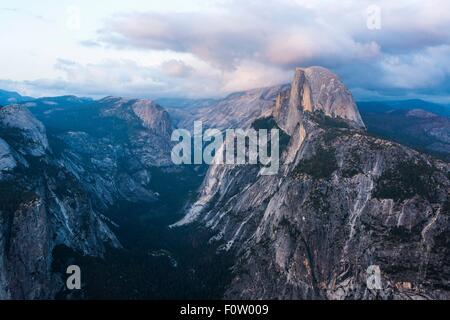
[175,67,450,300]
[276,68,313,135]
[303,66,365,128]
[275,67,365,134]
[131,99,173,138]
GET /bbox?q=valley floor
[52,165,234,299]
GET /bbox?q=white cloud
[160,60,194,78]
[3,0,450,100]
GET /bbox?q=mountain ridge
[0,89,33,106]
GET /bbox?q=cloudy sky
[1,0,450,102]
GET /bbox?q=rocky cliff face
[0,106,120,299]
[0,97,176,299]
[173,85,289,131]
[25,96,174,209]
[175,67,450,299]
[274,67,365,134]
[303,67,365,127]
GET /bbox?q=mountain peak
[0,105,49,156]
[131,99,173,136]
[274,66,365,133]
[303,66,365,128]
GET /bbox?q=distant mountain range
[358,100,450,160]
[0,89,33,106]
[2,88,449,161]
[358,99,450,117]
